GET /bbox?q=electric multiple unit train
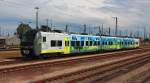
[21,30,140,57]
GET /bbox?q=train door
[64,37,70,54]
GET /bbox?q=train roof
[39,31,139,39]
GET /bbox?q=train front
[20,29,38,57]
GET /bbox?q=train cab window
[71,41,75,46]
[51,40,56,47]
[81,41,84,46]
[43,37,46,42]
[57,41,62,47]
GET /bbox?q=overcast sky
[0,0,149,36]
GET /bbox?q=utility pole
[149,33,150,39]
[83,24,86,33]
[35,7,39,30]
[144,27,146,39]
[112,17,118,36]
[119,30,122,36]
[98,26,101,35]
[88,25,91,35]
[65,24,68,33]
[130,32,133,37]
[101,24,104,35]
[50,19,53,30]
[0,26,1,36]
[108,27,111,36]
[136,31,139,38]
[46,19,49,27]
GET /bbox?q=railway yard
[1,0,150,83]
[0,46,149,83]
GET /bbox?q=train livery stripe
[41,49,64,54]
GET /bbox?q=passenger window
[98,42,100,45]
[71,41,75,46]
[81,41,84,46]
[43,37,46,42]
[102,42,105,45]
[90,41,92,46]
[58,41,62,47]
[51,40,56,47]
[86,41,89,46]
[76,41,80,47]
[110,42,113,45]
[94,41,97,46]
[105,42,107,45]
[96,41,99,45]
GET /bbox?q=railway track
[0,47,149,66]
[0,47,149,83]
[34,51,150,83]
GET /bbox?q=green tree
[40,25,51,32]
[17,23,32,39]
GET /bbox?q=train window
[109,42,113,45]
[76,41,80,47]
[51,40,56,47]
[90,41,92,46]
[120,42,122,45]
[96,41,99,45]
[43,37,46,42]
[125,42,127,45]
[108,42,110,45]
[102,42,105,45]
[98,42,100,45]
[128,42,130,45]
[86,41,89,46]
[81,41,84,46]
[94,41,97,46]
[105,42,107,45]
[57,41,62,47]
[71,41,75,46]
[122,42,124,45]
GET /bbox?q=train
[20,30,140,58]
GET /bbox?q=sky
[0,0,149,37]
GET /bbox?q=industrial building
[0,35,20,48]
